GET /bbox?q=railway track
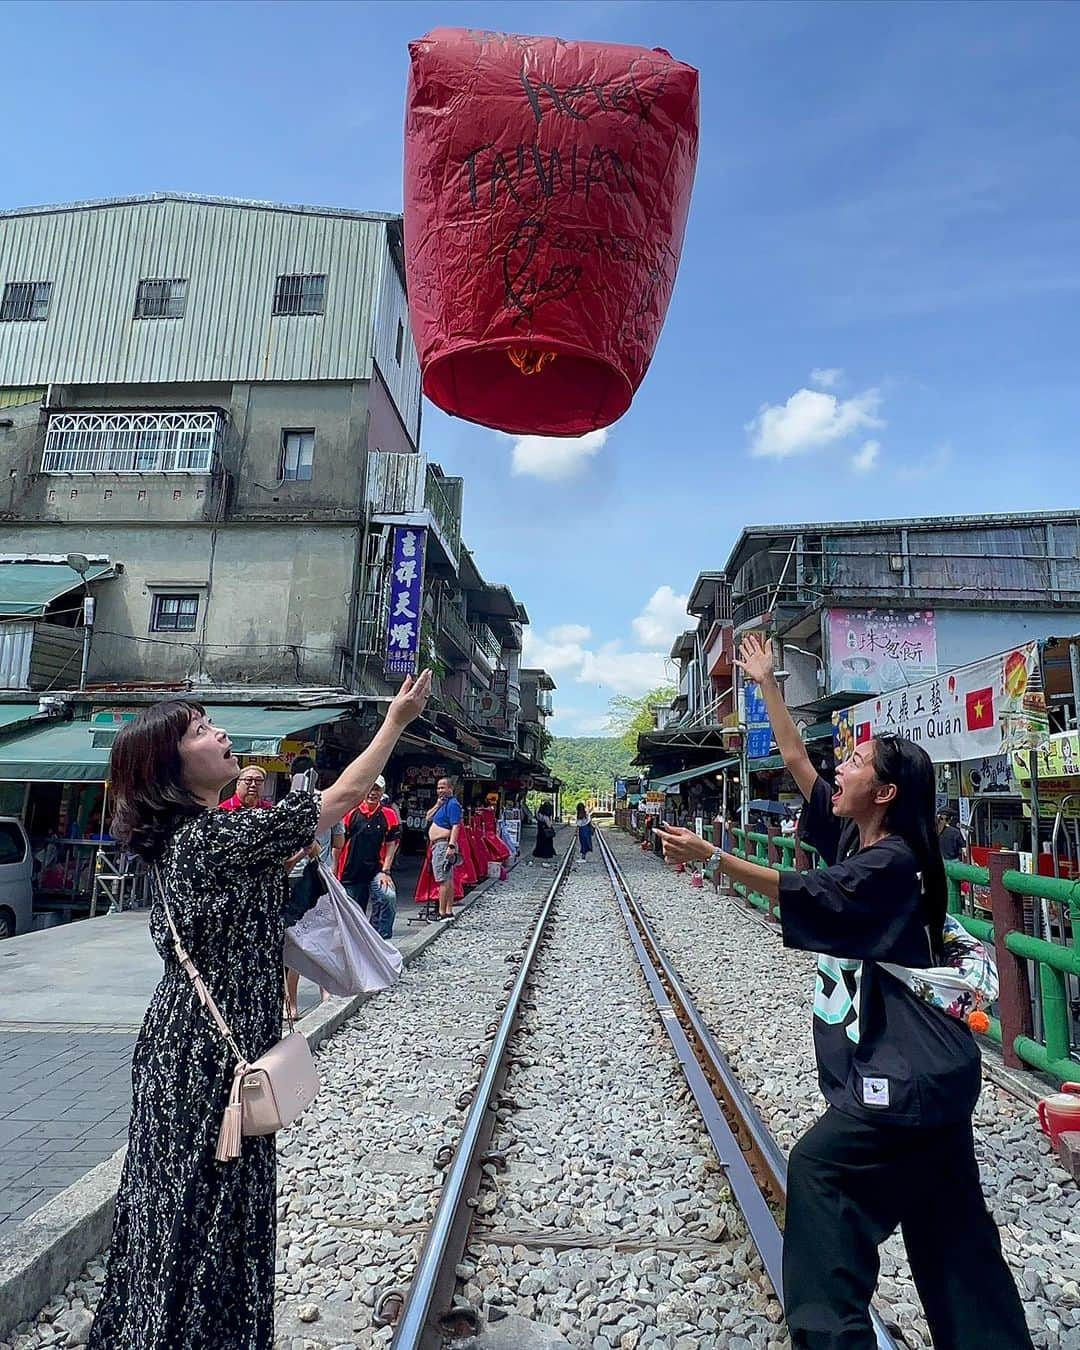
[385,827,904,1350]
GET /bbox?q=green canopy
[0,704,39,734]
[0,719,110,782]
[749,753,786,771]
[0,562,115,618]
[198,704,348,755]
[650,756,739,791]
[0,705,350,781]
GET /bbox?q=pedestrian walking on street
[88,672,431,1350]
[937,809,967,863]
[335,775,401,937]
[532,804,557,861]
[426,776,462,919]
[657,635,1032,1350]
[575,802,594,859]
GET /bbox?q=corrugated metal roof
[0,191,400,223]
[0,196,393,386]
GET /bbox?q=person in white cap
[335,774,401,937]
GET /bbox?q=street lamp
[66,553,95,691]
[784,643,826,692]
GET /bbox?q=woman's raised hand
[735,633,775,686]
[388,670,433,727]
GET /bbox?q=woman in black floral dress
[88,673,431,1350]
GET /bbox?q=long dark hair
[109,700,208,862]
[872,734,947,959]
[576,802,587,820]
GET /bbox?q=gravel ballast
[605,829,1080,1350]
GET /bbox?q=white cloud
[510,428,608,481]
[747,386,883,460]
[521,627,588,673]
[548,622,591,643]
[810,367,843,389]
[551,706,615,736]
[851,439,881,474]
[579,643,669,695]
[631,585,690,649]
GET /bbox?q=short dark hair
[109,700,207,862]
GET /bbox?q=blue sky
[4,0,1078,734]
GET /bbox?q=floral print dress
[88,791,319,1350]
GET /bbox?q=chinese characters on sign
[384,526,427,677]
[825,609,938,695]
[744,681,772,760]
[831,643,1041,766]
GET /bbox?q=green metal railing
[721,827,1080,1084]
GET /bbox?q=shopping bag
[283,864,403,997]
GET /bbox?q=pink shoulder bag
[156,874,320,1162]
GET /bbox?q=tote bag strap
[153,868,248,1066]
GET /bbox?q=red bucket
[1036,1083,1080,1146]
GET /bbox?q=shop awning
[0,562,115,618]
[0,720,110,782]
[802,722,834,743]
[199,705,348,755]
[464,757,497,779]
[0,705,352,781]
[749,753,785,771]
[649,756,739,791]
[0,704,39,735]
[88,704,350,755]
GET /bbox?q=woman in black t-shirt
[658,637,1031,1350]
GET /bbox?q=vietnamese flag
[965,686,995,731]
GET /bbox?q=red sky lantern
[403,28,699,437]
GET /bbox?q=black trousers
[783,1107,1033,1350]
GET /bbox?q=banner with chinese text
[832,642,1043,765]
[384,526,427,677]
[825,609,938,695]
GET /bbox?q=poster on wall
[831,642,1044,766]
[385,526,428,677]
[825,609,938,695]
[960,754,1019,797]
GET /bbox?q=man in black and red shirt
[336,775,401,936]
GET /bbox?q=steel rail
[596,828,901,1350]
[389,839,577,1350]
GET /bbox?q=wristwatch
[708,847,724,866]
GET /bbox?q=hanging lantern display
[403,28,699,437]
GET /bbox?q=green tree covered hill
[547,737,633,809]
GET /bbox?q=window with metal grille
[273,273,326,316]
[151,594,199,633]
[281,429,315,482]
[42,410,221,474]
[1,280,52,322]
[134,278,187,319]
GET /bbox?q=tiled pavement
[0,841,443,1231]
[0,1032,133,1228]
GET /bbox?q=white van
[0,816,33,938]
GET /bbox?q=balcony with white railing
[366,451,461,572]
[41,411,222,474]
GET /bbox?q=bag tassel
[215,1065,246,1163]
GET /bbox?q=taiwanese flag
[855,722,872,744]
[965,686,995,731]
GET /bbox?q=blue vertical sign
[384,526,427,677]
[744,680,773,759]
